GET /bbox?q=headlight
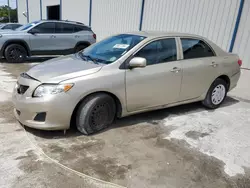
[33,84,74,97]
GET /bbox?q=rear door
[29,22,57,51]
[54,23,76,51]
[178,37,219,101]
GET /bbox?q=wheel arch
[70,91,123,128]
[217,75,230,91]
[74,41,91,49]
[2,40,31,57]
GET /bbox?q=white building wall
[62,0,89,25]
[41,0,60,19]
[17,0,27,24]
[142,0,240,52]
[233,0,250,69]
[28,0,40,22]
[91,0,141,40]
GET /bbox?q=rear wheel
[4,44,27,63]
[74,44,88,53]
[202,78,227,109]
[76,94,116,135]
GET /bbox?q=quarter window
[74,25,91,32]
[33,23,55,33]
[135,38,177,66]
[181,38,215,59]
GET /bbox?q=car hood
[26,54,103,83]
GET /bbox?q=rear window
[181,38,215,59]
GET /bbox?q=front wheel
[76,94,116,135]
[4,44,27,63]
[202,78,227,109]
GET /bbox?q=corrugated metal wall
[62,0,89,25]
[142,0,240,52]
[28,0,40,22]
[233,0,250,69]
[17,0,27,24]
[91,0,141,40]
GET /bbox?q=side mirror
[28,28,39,35]
[129,57,146,69]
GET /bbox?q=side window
[33,23,55,34]
[135,38,177,66]
[181,38,215,59]
[2,25,12,30]
[55,23,75,33]
[12,24,21,30]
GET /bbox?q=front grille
[17,84,29,94]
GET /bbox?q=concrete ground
[0,59,250,188]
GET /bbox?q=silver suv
[0,20,96,63]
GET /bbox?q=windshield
[81,34,146,64]
[15,21,40,31]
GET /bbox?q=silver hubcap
[211,84,226,105]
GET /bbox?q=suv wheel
[5,44,27,63]
[75,44,88,53]
[202,78,227,109]
[76,94,116,135]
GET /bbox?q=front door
[178,38,219,100]
[125,38,182,112]
[29,22,57,52]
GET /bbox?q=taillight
[238,59,242,67]
[93,34,96,39]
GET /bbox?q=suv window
[2,24,12,30]
[181,38,215,59]
[33,22,55,33]
[12,24,22,30]
[74,25,91,32]
[135,38,177,66]
[56,23,74,33]
[55,23,91,33]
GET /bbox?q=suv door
[54,23,76,52]
[125,38,182,112]
[28,22,57,52]
[178,38,219,100]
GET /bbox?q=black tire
[76,94,116,135]
[4,44,27,63]
[202,78,228,109]
[74,44,88,53]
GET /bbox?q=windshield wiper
[79,53,107,64]
[80,54,96,62]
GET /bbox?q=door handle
[170,67,181,73]
[210,62,218,67]
[75,35,80,38]
[50,35,56,38]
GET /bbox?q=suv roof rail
[39,19,86,26]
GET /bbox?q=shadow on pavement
[24,96,239,139]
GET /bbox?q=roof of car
[126,31,204,39]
